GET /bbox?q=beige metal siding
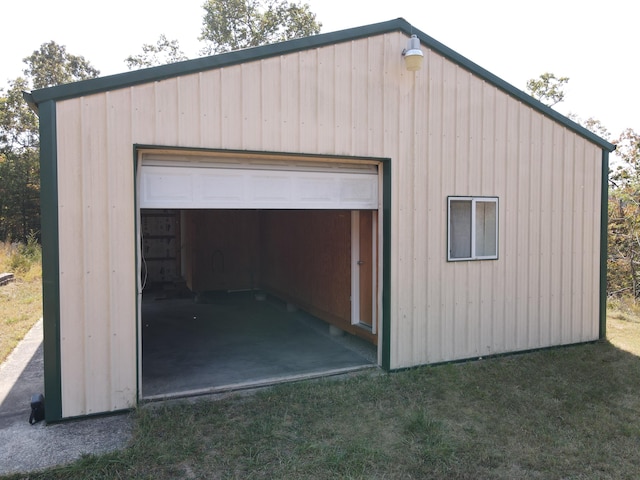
[57,91,137,417]
[54,31,603,416]
[391,47,601,367]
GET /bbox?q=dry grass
[608,298,640,357]
[0,241,42,364]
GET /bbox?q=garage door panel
[142,169,194,205]
[249,173,293,204]
[198,172,245,205]
[296,176,337,204]
[340,177,377,203]
[139,160,378,209]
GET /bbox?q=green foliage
[8,250,31,274]
[563,101,638,301]
[0,79,40,241]
[5,233,41,273]
[608,128,640,298]
[199,0,322,54]
[22,41,100,89]
[526,72,570,107]
[0,149,39,241]
[0,147,37,241]
[611,128,640,187]
[568,113,611,142]
[607,191,638,296]
[0,78,38,152]
[0,42,99,242]
[125,34,189,70]
[19,231,41,260]
[125,1,322,67]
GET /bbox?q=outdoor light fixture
[402,34,424,72]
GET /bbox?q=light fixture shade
[403,34,424,72]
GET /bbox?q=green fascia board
[25,17,614,153]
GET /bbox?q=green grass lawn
[3,288,640,478]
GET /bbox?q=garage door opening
[136,152,383,400]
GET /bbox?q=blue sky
[2,0,637,138]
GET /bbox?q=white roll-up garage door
[139,154,379,210]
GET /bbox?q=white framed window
[448,196,498,261]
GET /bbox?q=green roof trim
[25,17,614,152]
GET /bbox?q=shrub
[608,296,640,323]
[1,232,42,278]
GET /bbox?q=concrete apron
[0,320,134,476]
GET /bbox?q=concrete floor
[141,290,377,399]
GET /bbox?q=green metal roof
[24,17,615,152]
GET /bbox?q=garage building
[25,18,614,422]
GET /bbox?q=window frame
[447,196,499,262]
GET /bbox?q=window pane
[450,200,472,259]
[475,201,497,257]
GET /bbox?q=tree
[567,117,640,299]
[607,129,640,298]
[0,78,40,241]
[125,34,189,70]
[0,78,38,153]
[526,72,570,107]
[525,73,640,300]
[199,0,321,54]
[125,0,321,68]
[568,114,611,143]
[611,128,640,187]
[0,42,99,242]
[0,148,39,242]
[23,41,99,89]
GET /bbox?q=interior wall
[181,209,376,343]
[183,210,261,292]
[141,210,180,284]
[259,210,352,323]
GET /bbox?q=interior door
[351,210,377,332]
[358,211,373,327]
